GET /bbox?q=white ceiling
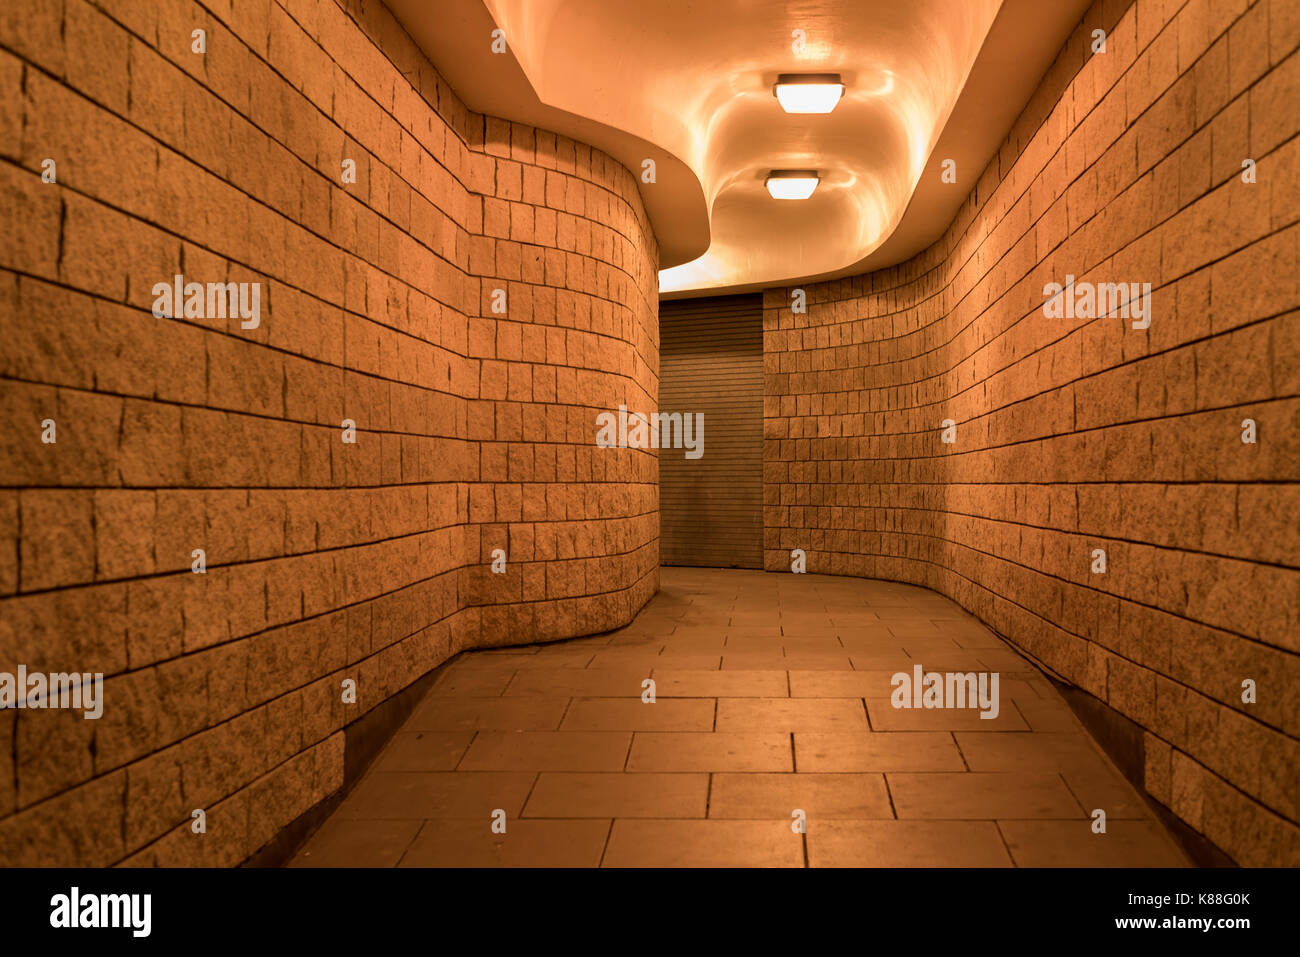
[387,0,1092,296]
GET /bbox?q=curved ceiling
[388,0,1092,296]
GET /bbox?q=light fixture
[773,73,845,113]
[765,170,820,200]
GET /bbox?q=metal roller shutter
[658,294,763,569]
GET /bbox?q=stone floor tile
[725,635,843,652]
[588,650,722,670]
[1060,765,1156,820]
[523,772,708,818]
[865,697,1030,731]
[844,651,920,668]
[372,731,475,772]
[998,820,1189,866]
[336,771,536,820]
[503,668,649,698]
[649,668,789,697]
[946,629,1009,649]
[716,697,868,731]
[458,731,633,771]
[406,697,571,732]
[888,772,1084,819]
[603,820,803,867]
[794,732,966,772]
[627,732,793,771]
[398,819,611,867]
[807,821,1013,866]
[721,652,855,671]
[974,648,1037,670]
[291,819,421,867]
[709,772,892,819]
[426,667,515,697]
[723,625,786,639]
[890,627,955,641]
[560,697,715,731]
[1012,694,1085,732]
[789,670,897,697]
[954,731,1112,771]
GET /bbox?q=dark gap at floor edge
[239,658,454,868]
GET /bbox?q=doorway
[658,294,764,568]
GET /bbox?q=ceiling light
[773,73,845,113]
[765,170,820,200]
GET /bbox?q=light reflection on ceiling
[387,0,1095,296]
[482,0,1000,294]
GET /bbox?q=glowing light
[765,170,820,199]
[773,73,844,113]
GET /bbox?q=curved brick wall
[0,0,657,865]
[764,0,1298,865]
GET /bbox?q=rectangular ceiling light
[773,73,844,113]
[765,170,820,200]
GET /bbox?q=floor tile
[789,670,897,697]
[588,651,722,670]
[888,772,1084,819]
[1012,695,1084,732]
[649,669,788,697]
[560,697,715,731]
[865,697,1029,731]
[427,667,515,697]
[716,697,868,732]
[722,652,855,671]
[458,731,632,771]
[709,772,893,819]
[725,636,843,653]
[1060,765,1156,820]
[954,731,1111,771]
[398,819,610,867]
[503,668,649,698]
[807,821,1013,866]
[291,819,421,867]
[627,732,793,771]
[523,772,708,818]
[795,732,965,772]
[998,820,1189,866]
[603,820,803,867]
[406,697,571,732]
[372,732,475,772]
[336,771,537,820]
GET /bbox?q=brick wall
[0,0,658,865]
[763,0,1298,866]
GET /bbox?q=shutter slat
[658,294,763,569]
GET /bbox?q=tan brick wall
[0,0,658,865]
[763,0,1299,866]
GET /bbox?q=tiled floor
[291,568,1189,867]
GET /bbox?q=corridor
[292,568,1188,867]
[2,0,1294,885]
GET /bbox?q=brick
[20,490,95,591]
[1250,49,1300,155]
